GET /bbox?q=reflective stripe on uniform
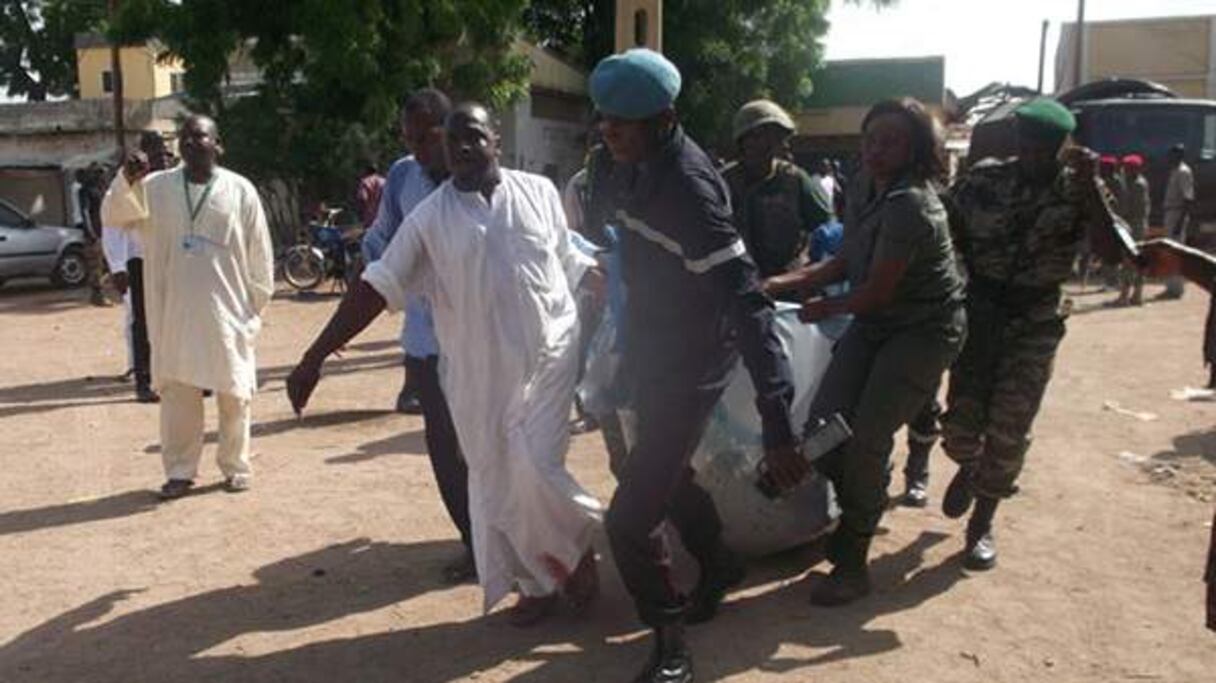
[616,211,746,275]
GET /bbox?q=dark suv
[968,80,1216,238]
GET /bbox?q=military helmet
[733,100,796,142]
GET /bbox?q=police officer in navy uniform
[588,49,801,683]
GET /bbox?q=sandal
[158,479,194,500]
[561,551,600,614]
[507,593,558,628]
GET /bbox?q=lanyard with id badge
[182,173,218,255]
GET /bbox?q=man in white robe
[102,115,275,499]
[287,103,602,624]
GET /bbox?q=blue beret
[590,49,682,120]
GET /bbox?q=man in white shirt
[102,131,174,403]
[287,103,603,626]
[102,115,274,499]
[1162,144,1196,299]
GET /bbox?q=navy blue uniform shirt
[593,127,796,449]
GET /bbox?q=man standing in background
[354,162,385,229]
[1161,144,1195,300]
[103,115,274,499]
[1116,154,1149,307]
[359,89,476,584]
[102,131,174,404]
[721,99,834,297]
[79,164,112,307]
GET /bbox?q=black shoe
[158,479,194,500]
[963,496,999,571]
[964,532,997,570]
[395,390,422,415]
[632,624,694,683]
[135,384,160,403]
[942,465,975,519]
[901,475,929,508]
[685,548,746,624]
[809,565,872,607]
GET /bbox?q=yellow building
[1056,15,1216,98]
[75,34,186,101]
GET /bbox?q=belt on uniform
[967,275,1059,311]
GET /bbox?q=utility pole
[1037,19,1049,93]
[108,0,125,157]
[1073,0,1086,90]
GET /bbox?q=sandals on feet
[507,594,558,628]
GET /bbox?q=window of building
[634,10,648,47]
[170,72,185,94]
[101,71,114,94]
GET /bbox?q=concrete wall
[77,45,185,100]
[1057,16,1216,97]
[499,92,588,188]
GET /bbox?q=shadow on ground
[0,483,228,537]
[0,375,136,419]
[0,351,403,421]
[1152,426,1216,467]
[0,282,91,316]
[0,531,965,682]
[325,429,428,464]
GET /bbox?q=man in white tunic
[287,103,602,625]
[102,115,275,499]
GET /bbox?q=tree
[523,0,896,151]
[0,0,107,101]
[111,0,534,242]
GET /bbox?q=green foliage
[523,0,898,152]
[0,0,107,101]
[111,0,533,240]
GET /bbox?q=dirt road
[1,281,1213,682]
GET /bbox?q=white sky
[824,0,1216,95]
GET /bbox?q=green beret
[590,49,682,120]
[1014,97,1076,135]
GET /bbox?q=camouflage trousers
[942,295,1066,499]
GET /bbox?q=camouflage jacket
[947,157,1120,316]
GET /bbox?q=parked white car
[0,198,88,288]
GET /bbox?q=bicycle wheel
[282,245,325,291]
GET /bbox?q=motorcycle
[282,207,364,292]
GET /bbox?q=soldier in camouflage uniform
[721,100,834,294]
[940,98,1135,570]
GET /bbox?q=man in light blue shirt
[362,89,475,583]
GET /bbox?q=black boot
[810,531,872,607]
[685,545,746,624]
[633,623,694,683]
[963,496,999,571]
[901,443,931,508]
[942,464,975,519]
